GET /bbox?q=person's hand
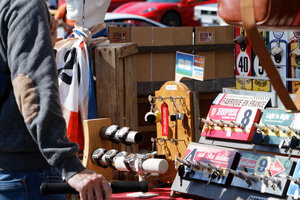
[49,15,58,47]
[64,23,74,34]
[67,169,112,200]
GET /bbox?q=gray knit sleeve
[6,0,85,180]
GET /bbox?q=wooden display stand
[93,42,138,155]
[69,118,113,200]
[155,81,194,183]
[82,118,113,180]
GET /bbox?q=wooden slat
[124,52,138,153]
[138,44,235,53]
[93,43,138,180]
[94,43,138,127]
[95,45,119,121]
[115,47,125,127]
[105,43,138,58]
[138,125,157,133]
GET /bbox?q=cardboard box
[110,26,234,82]
[108,27,131,43]
[131,27,194,82]
[194,26,234,80]
[195,26,233,44]
[135,54,152,81]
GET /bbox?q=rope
[73,22,109,47]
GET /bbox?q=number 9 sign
[255,156,271,175]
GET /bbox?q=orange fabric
[67,111,84,150]
[55,3,75,31]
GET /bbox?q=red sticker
[199,32,213,42]
[161,102,169,136]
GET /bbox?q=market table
[111,186,200,200]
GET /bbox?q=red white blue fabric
[55,23,109,149]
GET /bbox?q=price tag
[203,168,209,178]
[294,185,299,200]
[247,196,268,200]
[226,129,232,137]
[161,102,169,136]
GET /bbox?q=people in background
[46,0,58,9]
[55,2,75,38]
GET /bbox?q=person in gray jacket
[0,0,111,199]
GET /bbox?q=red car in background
[112,0,217,26]
[57,0,145,13]
[108,0,146,12]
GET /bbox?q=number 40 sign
[237,52,251,77]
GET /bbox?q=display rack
[154,81,194,183]
[171,143,299,200]
[82,118,164,183]
[170,92,300,200]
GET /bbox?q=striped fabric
[54,23,109,149]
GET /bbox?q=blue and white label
[176,51,205,81]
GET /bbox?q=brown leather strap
[240,0,298,111]
[293,83,300,109]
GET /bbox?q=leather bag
[218,0,300,30]
[218,0,300,111]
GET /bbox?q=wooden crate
[92,42,139,158]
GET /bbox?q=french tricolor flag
[55,37,97,150]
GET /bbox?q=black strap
[107,133,119,144]
[105,156,116,170]
[94,157,107,169]
[118,135,131,146]
[0,72,11,106]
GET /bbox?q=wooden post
[93,43,139,180]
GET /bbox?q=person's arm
[49,15,58,47]
[7,0,82,181]
[55,3,74,34]
[6,1,111,199]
